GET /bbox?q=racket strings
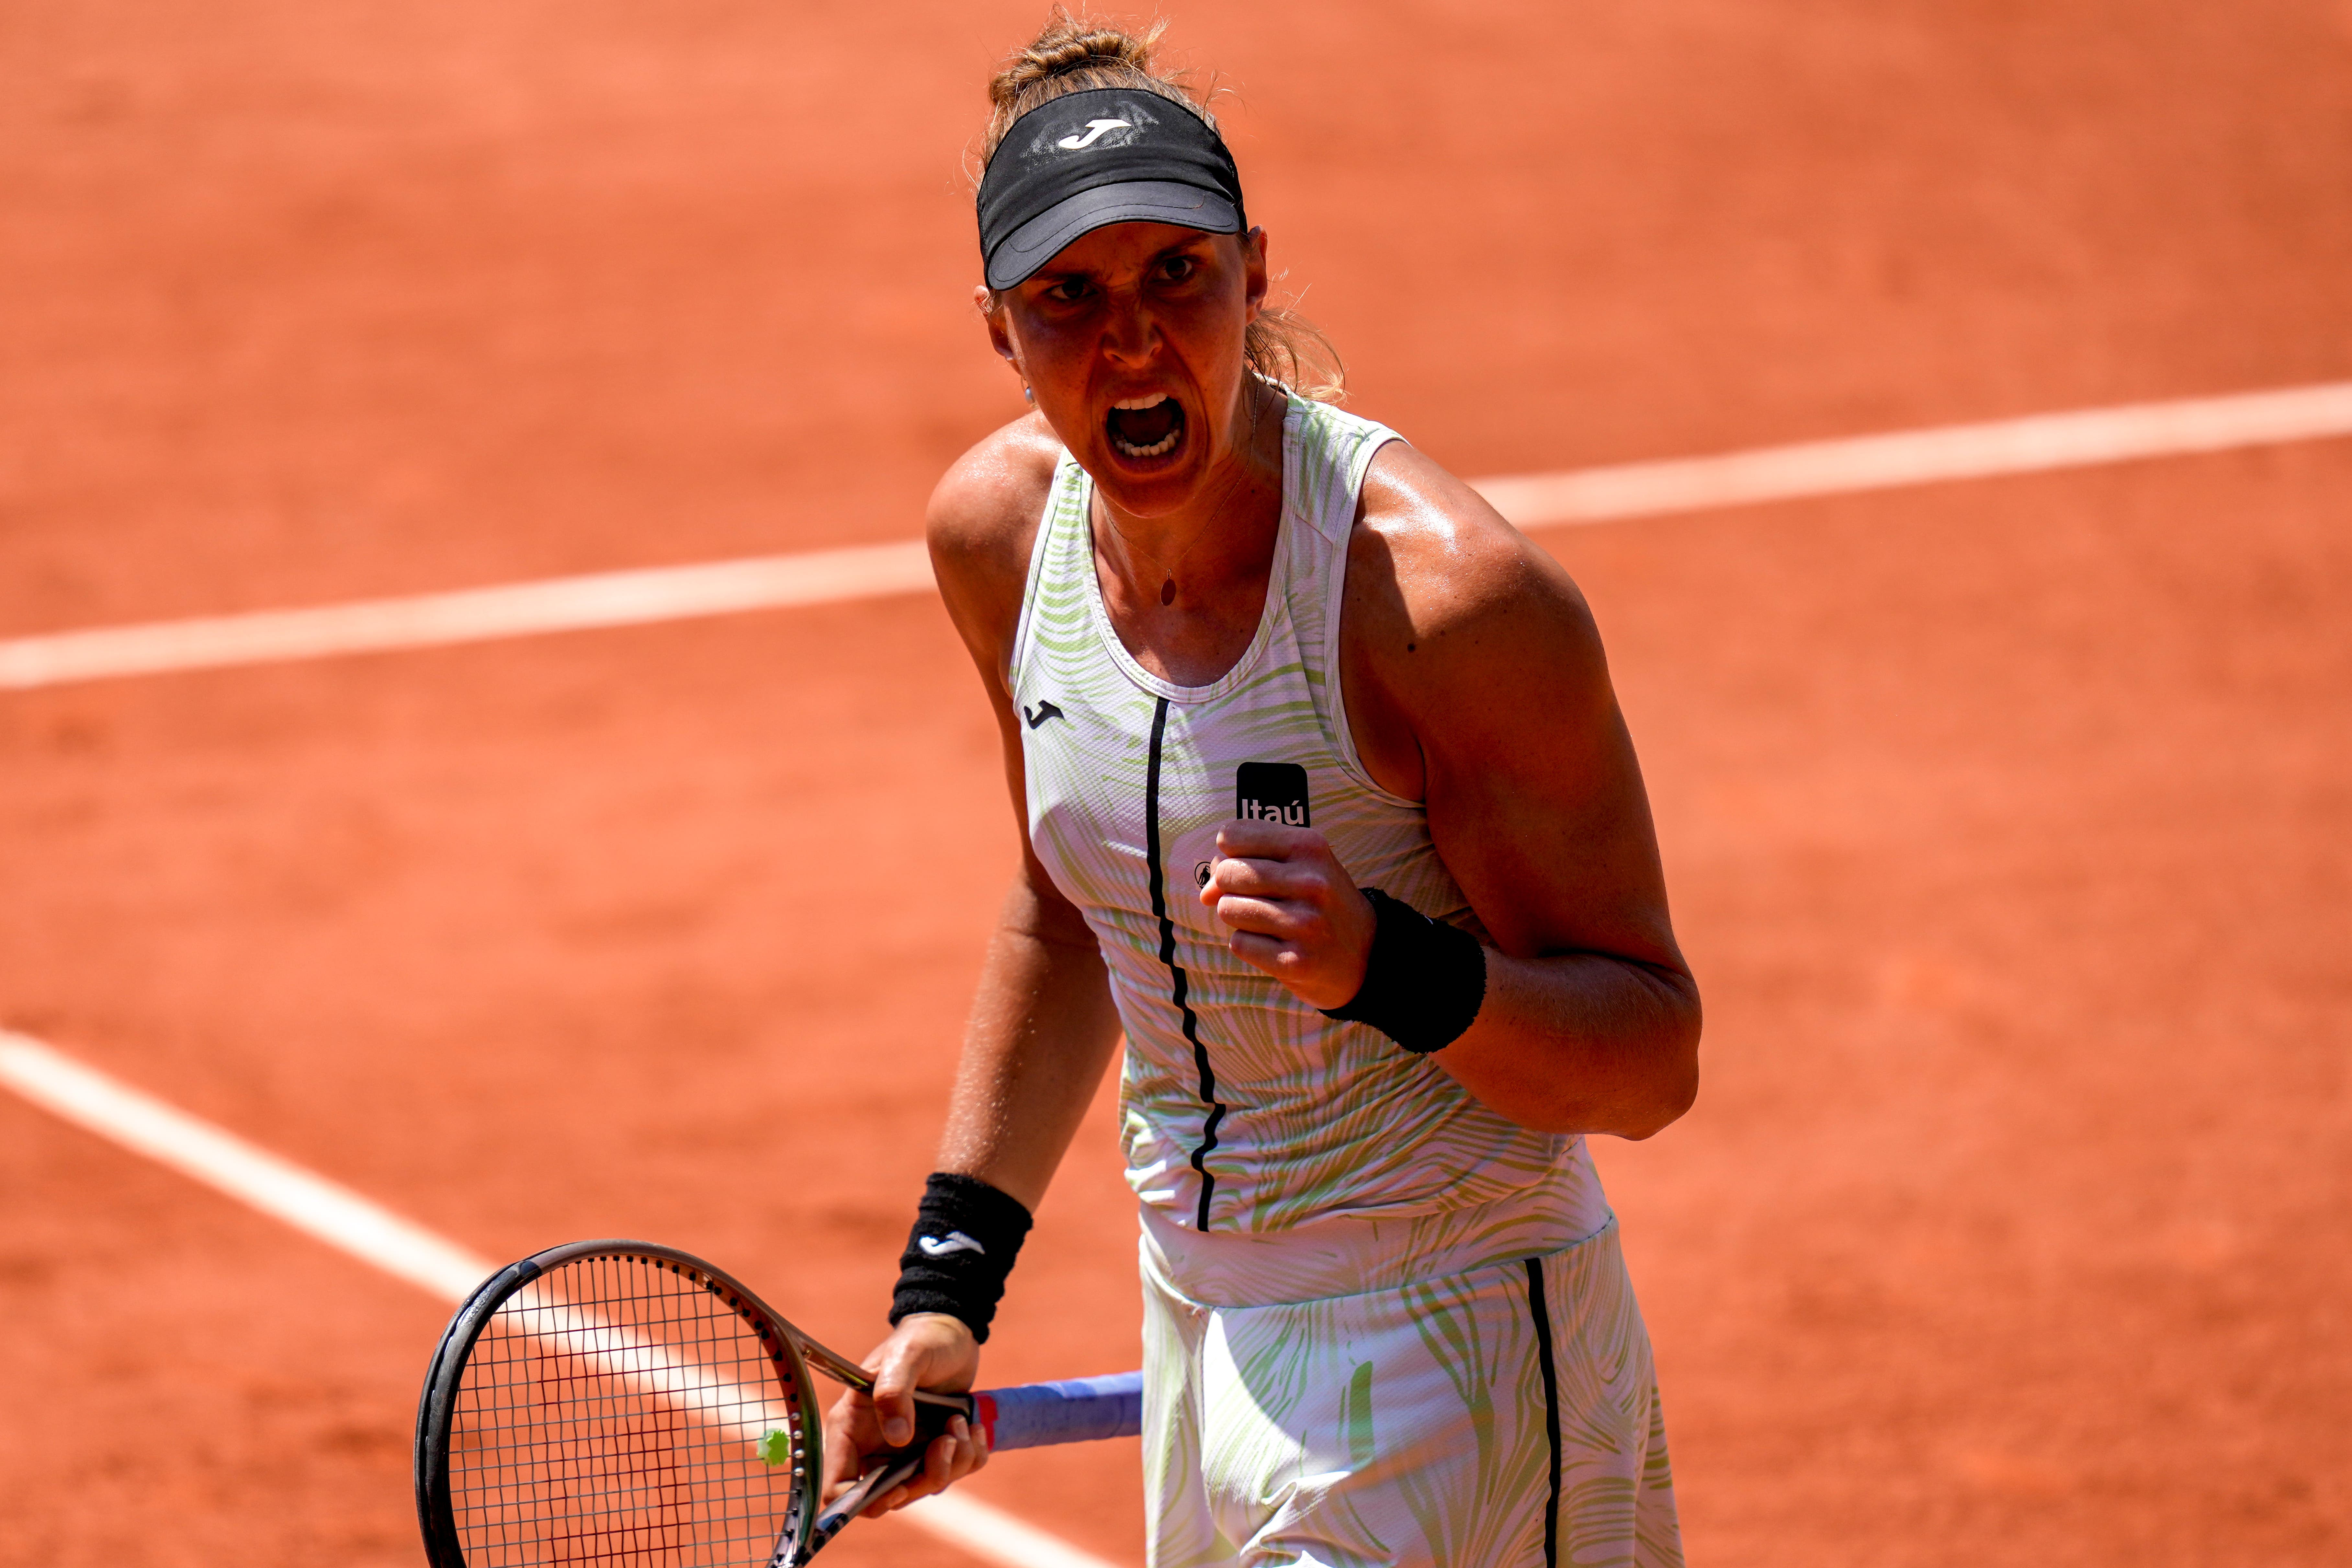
[447,1253,807,1566]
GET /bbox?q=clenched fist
[1198,818,1377,1010]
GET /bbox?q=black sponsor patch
[1235,761,1310,829]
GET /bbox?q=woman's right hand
[820,1313,989,1517]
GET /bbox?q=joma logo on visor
[1057,118,1132,150]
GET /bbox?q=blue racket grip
[975,1371,1143,1451]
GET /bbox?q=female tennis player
[825,17,1698,1566]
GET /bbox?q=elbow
[1615,997,1702,1141]
[1617,1049,1697,1141]
[1495,1041,1697,1141]
[1447,971,1701,1138]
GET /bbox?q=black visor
[977,88,1247,291]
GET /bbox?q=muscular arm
[1207,443,1699,1139]
[821,418,1123,1514]
[934,810,1125,1210]
[927,416,1126,1203]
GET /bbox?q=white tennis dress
[1009,394,1681,1568]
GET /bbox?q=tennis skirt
[1138,1212,1682,1568]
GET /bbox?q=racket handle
[975,1371,1144,1451]
[797,1374,1141,1562]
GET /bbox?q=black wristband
[889,1172,1033,1343]
[1319,887,1488,1053]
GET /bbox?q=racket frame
[413,1237,904,1568]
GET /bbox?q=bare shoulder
[928,412,1062,588]
[928,413,1064,680]
[1349,441,1607,701]
[1344,444,1676,982]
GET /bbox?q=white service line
[0,540,935,692]
[1470,378,2352,524]
[0,1030,1127,1568]
[1,379,2347,694]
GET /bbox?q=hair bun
[988,14,1166,108]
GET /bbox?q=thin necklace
[1095,497,1231,606]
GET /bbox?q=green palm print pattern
[1009,394,1582,1234]
[1141,1220,1682,1567]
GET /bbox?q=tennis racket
[414,1237,1141,1567]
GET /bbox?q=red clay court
[3,3,2348,1565]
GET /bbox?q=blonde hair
[977,9,1345,404]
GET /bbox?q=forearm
[1201,822,1699,1141]
[1435,948,1700,1139]
[934,871,1124,1210]
[837,875,1112,1509]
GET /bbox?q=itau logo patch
[1236,762,1310,829]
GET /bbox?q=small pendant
[1160,577,1176,606]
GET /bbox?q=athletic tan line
[4,378,2349,693]
[0,1031,1128,1568]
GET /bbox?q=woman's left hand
[1200,820,1377,1010]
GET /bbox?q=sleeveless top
[1008,395,1609,1287]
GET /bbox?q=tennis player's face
[987,221,1269,515]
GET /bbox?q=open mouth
[1105,393,1185,460]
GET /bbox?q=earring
[1023,387,1035,403]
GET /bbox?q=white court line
[2,379,2348,693]
[0,1030,1125,1568]
[0,541,935,692]
[1469,378,2352,525]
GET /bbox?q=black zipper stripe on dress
[1144,696,1224,1230]
[1524,1257,1563,1568]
